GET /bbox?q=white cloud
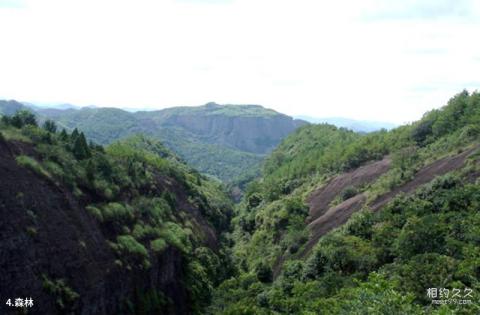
[0,0,479,123]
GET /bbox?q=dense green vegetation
[0,101,301,183]
[262,90,479,199]
[213,174,480,314]
[0,111,235,314]
[209,90,480,314]
[2,91,479,313]
[156,127,264,183]
[142,102,279,118]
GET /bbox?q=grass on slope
[209,90,480,314]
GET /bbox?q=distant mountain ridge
[295,115,397,133]
[0,100,306,182]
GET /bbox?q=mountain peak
[204,101,220,108]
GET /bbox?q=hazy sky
[1,0,479,123]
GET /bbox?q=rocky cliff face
[0,137,217,315]
[163,110,307,154]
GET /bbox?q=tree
[59,129,68,141]
[393,146,419,179]
[247,192,262,209]
[10,110,37,128]
[71,128,79,140]
[255,262,272,283]
[73,132,91,160]
[411,117,434,145]
[20,110,37,126]
[42,120,57,133]
[1,115,11,125]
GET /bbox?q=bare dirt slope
[274,157,391,276]
[298,146,479,260]
[300,194,366,258]
[369,147,477,211]
[307,157,391,222]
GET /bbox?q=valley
[2,0,480,313]
[0,90,479,314]
[0,101,306,183]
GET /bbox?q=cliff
[0,128,232,315]
[159,104,307,154]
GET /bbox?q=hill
[2,91,479,314]
[0,100,25,116]
[0,101,306,182]
[295,115,397,133]
[0,115,234,314]
[210,90,480,314]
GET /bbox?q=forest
[0,90,479,314]
[209,90,480,314]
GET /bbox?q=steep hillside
[211,90,480,314]
[0,115,234,315]
[0,101,306,182]
[136,103,305,154]
[3,92,479,314]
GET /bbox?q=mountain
[0,100,25,116]
[0,118,234,314]
[23,102,81,110]
[2,91,479,313]
[135,102,307,154]
[0,101,307,182]
[295,115,397,133]
[210,90,480,314]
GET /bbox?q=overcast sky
[1,0,479,123]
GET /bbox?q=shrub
[112,235,150,269]
[411,118,434,145]
[256,292,269,307]
[93,179,118,200]
[162,191,177,209]
[10,110,37,128]
[26,226,37,237]
[101,202,133,224]
[136,197,171,222]
[284,196,308,216]
[341,186,358,201]
[255,262,273,283]
[304,234,378,278]
[459,124,480,139]
[283,260,304,280]
[21,125,53,144]
[132,224,161,241]
[247,192,262,209]
[160,222,190,253]
[150,238,168,253]
[393,215,446,259]
[86,205,104,222]
[42,275,79,310]
[16,155,52,180]
[1,115,11,126]
[43,161,65,178]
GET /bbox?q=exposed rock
[0,137,211,315]
[163,112,306,154]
